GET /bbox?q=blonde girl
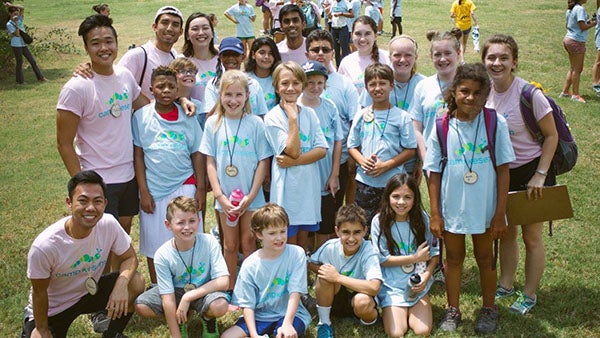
[199,70,272,290]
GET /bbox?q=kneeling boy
[135,196,229,338]
[308,204,383,337]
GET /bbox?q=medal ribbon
[174,237,196,286]
[451,113,481,174]
[224,115,244,170]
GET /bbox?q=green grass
[1,0,599,337]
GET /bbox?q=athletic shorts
[563,37,586,54]
[135,286,229,317]
[233,315,306,337]
[509,157,556,192]
[105,178,139,218]
[288,223,320,238]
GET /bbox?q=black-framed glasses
[177,69,197,76]
[309,46,332,54]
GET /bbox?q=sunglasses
[309,46,332,54]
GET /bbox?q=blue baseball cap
[301,60,328,79]
[219,37,245,55]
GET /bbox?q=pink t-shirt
[188,55,218,102]
[277,38,308,65]
[486,76,552,168]
[338,49,391,96]
[25,214,131,319]
[118,41,177,99]
[57,66,141,184]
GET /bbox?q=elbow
[316,148,327,160]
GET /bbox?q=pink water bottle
[226,189,244,227]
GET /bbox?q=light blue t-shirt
[248,71,277,110]
[370,212,439,307]
[226,4,256,38]
[330,0,350,28]
[565,4,589,42]
[595,7,600,49]
[204,76,268,116]
[409,74,448,147]
[299,98,344,196]
[347,0,363,32]
[423,111,516,234]
[233,244,311,328]
[390,0,402,17]
[264,105,329,225]
[322,72,360,164]
[191,97,206,131]
[347,105,417,188]
[199,114,273,211]
[155,234,229,294]
[309,239,382,283]
[365,4,381,24]
[132,103,203,200]
[6,16,26,47]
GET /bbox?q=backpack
[435,107,498,174]
[302,3,318,29]
[519,83,578,175]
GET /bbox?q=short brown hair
[335,204,367,228]
[166,196,199,221]
[251,203,289,235]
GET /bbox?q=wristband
[535,169,547,176]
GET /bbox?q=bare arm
[191,152,207,213]
[527,113,558,199]
[224,11,238,24]
[427,172,444,239]
[278,292,301,337]
[107,245,139,320]
[132,94,150,111]
[56,109,81,177]
[275,147,326,168]
[242,307,261,338]
[134,146,155,214]
[282,102,301,159]
[317,264,381,296]
[369,148,416,177]
[30,278,53,338]
[161,293,183,338]
[490,163,510,240]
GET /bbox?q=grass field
[1,0,599,337]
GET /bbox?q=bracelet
[535,169,547,176]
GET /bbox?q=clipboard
[506,185,573,226]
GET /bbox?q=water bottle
[179,323,188,338]
[405,273,421,301]
[225,189,244,227]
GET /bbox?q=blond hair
[213,69,252,131]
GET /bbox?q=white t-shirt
[25,214,131,319]
[56,66,141,184]
[338,50,391,95]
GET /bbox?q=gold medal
[225,164,238,177]
[85,276,98,295]
[110,103,122,118]
[363,110,375,123]
[184,283,196,293]
[401,263,415,274]
[464,171,478,184]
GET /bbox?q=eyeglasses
[177,69,197,76]
[309,46,332,54]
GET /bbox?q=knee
[474,250,494,269]
[412,324,432,336]
[129,272,146,298]
[352,293,374,314]
[134,303,156,317]
[522,233,544,251]
[445,251,465,267]
[207,298,229,318]
[385,325,407,338]
[222,239,239,254]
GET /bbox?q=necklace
[174,237,197,292]
[365,104,392,138]
[451,113,481,184]
[393,220,417,273]
[223,115,244,177]
[436,75,448,116]
[393,75,413,110]
[67,222,99,295]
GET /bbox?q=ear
[334,225,340,237]
[66,196,72,208]
[164,219,172,231]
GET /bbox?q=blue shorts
[234,315,306,337]
[288,224,319,237]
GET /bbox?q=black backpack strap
[139,46,147,87]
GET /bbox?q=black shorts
[331,285,356,318]
[509,157,556,192]
[105,178,140,218]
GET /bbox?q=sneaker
[571,95,586,103]
[495,284,515,299]
[475,306,499,334]
[438,306,461,332]
[202,318,220,338]
[210,224,220,242]
[510,291,537,315]
[301,294,318,320]
[316,323,334,338]
[593,84,600,96]
[89,310,110,333]
[558,91,571,98]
